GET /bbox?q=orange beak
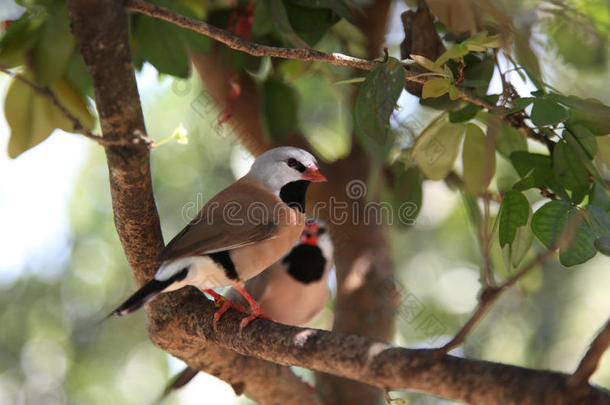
[302,166,327,182]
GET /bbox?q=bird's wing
[157,177,286,261]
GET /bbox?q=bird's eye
[286,158,307,173]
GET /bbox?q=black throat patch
[283,244,327,284]
[209,251,239,280]
[279,180,310,213]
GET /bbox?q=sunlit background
[1,1,610,404]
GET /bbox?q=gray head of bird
[248,146,327,194]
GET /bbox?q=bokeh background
[1,1,610,404]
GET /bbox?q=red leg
[201,289,224,306]
[201,289,245,330]
[232,281,272,329]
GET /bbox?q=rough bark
[154,288,610,405]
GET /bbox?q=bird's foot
[213,299,247,331]
[231,282,274,331]
[239,308,272,331]
[202,289,246,330]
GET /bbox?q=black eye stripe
[286,158,307,173]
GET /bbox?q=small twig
[0,65,153,149]
[123,0,385,72]
[568,317,610,390]
[437,212,581,355]
[455,60,465,86]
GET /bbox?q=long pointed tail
[108,268,188,318]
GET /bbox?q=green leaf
[422,78,450,99]
[491,97,534,115]
[410,54,444,74]
[49,78,95,131]
[553,141,590,204]
[496,122,527,158]
[513,30,543,89]
[180,25,212,53]
[284,1,341,45]
[5,75,59,158]
[354,57,405,162]
[64,51,93,97]
[413,121,465,180]
[531,200,570,249]
[510,152,554,188]
[32,7,75,85]
[594,237,610,256]
[559,210,597,267]
[463,123,495,195]
[548,93,610,136]
[532,201,598,266]
[530,98,569,127]
[589,182,610,212]
[585,205,610,238]
[569,124,598,159]
[462,55,494,95]
[510,210,534,268]
[133,15,189,78]
[554,18,605,70]
[499,190,530,247]
[385,165,422,227]
[269,0,308,47]
[448,85,460,100]
[596,136,610,168]
[262,77,299,142]
[252,0,277,37]
[435,43,469,66]
[289,0,354,24]
[449,103,481,123]
[0,12,45,68]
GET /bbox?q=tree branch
[66,2,321,404]
[123,0,382,71]
[147,287,610,405]
[568,317,610,390]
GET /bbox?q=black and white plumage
[164,218,334,397]
[108,146,326,320]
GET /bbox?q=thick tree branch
[66,2,321,404]
[568,317,610,390]
[146,287,610,405]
